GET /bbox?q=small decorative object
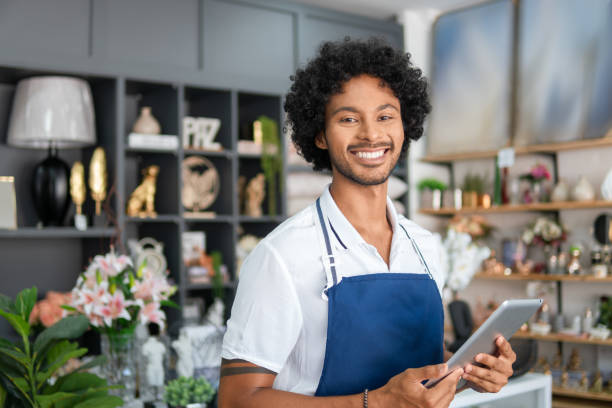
[89,147,108,226]
[441,227,491,292]
[257,116,282,216]
[127,165,160,218]
[509,177,521,205]
[590,370,603,393]
[594,214,612,245]
[173,331,195,378]
[551,179,570,202]
[583,308,594,333]
[183,231,206,270]
[132,106,161,134]
[520,163,551,203]
[69,248,177,402]
[128,237,168,276]
[245,173,266,217]
[461,173,486,208]
[566,349,582,371]
[442,188,462,210]
[183,297,205,326]
[206,297,226,327]
[571,175,596,201]
[502,239,526,268]
[479,193,491,209]
[596,295,611,330]
[164,376,215,408]
[560,370,569,388]
[601,168,612,200]
[554,314,565,333]
[183,116,222,150]
[530,322,551,335]
[516,258,535,276]
[418,178,447,210]
[0,176,17,229]
[70,161,87,230]
[577,371,589,392]
[551,352,563,369]
[522,217,567,249]
[128,132,179,151]
[567,245,582,275]
[0,287,123,408]
[482,250,505,275]
[141,331,167,401]
[448,215,493,241]
[182,156,220,218]
[7,76,96,227]
[589,324,610,340]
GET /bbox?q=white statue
[206,298,225,327]
[141,336,166,387]
[173,331,194,378]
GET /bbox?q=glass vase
[531,182,542,203]
[101,328,137,403]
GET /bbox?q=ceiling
[290,0,484,20]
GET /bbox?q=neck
[329,174,390,234]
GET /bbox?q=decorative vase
[132,106,161,134]
[571,176,595,201]
[601,168,612,200]
[531,182,542,203]
[101,329,137,403]
[551,179,570,202]
[462,191,478,208]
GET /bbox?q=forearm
[220,387,369,408]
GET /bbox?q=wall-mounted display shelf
[0,227,116,239]
[474,273,612,283]
[552,387,612,403]
[421,137,612,163]
[513,331,612,347]
[420,200,612,216]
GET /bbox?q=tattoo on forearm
[220,366,276,377]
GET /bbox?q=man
[219,38,515,408]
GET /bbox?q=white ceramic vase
[132,106,161,134]
[601,168,612,200]
[571,176,595,201]
[551,179,570,202]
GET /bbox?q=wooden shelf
[421,137,612,163]
[553,387,612,402]
[184,148,233,158]
[553,395,612,407]
[238,215,285,223]
[125,215,181,223]
[474,273,612,282]
[513,331,612,346]
[0,227,116,239]
[420,200,612,216]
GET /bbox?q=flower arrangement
[68,249,177,334]
[520,164,551,184]
[521,217,567,247]
[29,290,72,327]
[164,376,215,408]
[448,215,493,240]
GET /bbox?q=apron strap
[399,224,434,280]
[316,198,339,288]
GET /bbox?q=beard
[328,142,400,186]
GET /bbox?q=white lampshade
[7,76,96,149]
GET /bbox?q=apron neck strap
[316,198,339,287]
[399,224,434,279]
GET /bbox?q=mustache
[347,142,393,150]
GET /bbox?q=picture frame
[0,177,17,230]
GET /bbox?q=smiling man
[218,38,515,408]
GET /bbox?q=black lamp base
[32,147,70,226]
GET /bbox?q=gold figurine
[70,162,86,216]
[89,147,107,216]
[127,165,159,218]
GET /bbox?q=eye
[379,115,393,121]
[340,117,358,123]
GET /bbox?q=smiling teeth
[356,150,384,159]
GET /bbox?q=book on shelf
[128,133,179,151]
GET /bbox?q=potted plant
[417,178,447,210]
[164,376,215,408]
[461,173,488,208]
[0,287,122,408]
[520,163,551,203]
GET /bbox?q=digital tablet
[425,298,542,390]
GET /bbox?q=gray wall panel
[203,0,296,81]
[94,0,200,70]
[0,0,90,60]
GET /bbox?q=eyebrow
[330,103,399,117]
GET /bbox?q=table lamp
[7,76,96,226]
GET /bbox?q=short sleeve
[221,241,303,373]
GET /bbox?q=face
[316,75,404,186]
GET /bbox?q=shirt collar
[319,185,406,251]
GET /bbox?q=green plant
[0,287,123,408]
[598,296,612,329]
[258,115,282,216]
[462,173,487,194]
[210,250,224,300]
[164,376,215,407]
[417,178,447,192]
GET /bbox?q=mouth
[349,146,390,165]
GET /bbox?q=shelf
[420,200,612,216]
[421,137,612,163]
[125,146,178,155]
[183,215,234,223]
[125,215,181,223]
[553,387,612,402]
[0,227,116,239]
[553,395,612,407]
[238,215,285,223]
[184,148,233,158]
[474,273,612,282]
[513,331,612,346]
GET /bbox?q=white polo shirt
[221,187,444,395]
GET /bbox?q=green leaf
[0,373,35,407]
[15,287,37,323]
[161,299,180,309]
[53,372,106,394]
[0,294,15,314]
[0,310,30,338]
[73,395,124,408]
[38,347,87,387]
[0,384,6,407]
[0,345,29,368]
[36,391,78,408]
[60,305,77,312]
[33,315,89,355]
[44,340,78,368]
[73,355,106,373]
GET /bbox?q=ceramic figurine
[245,173,266,217]
[567,247,582,275]
[571,176,596,201]
[182,156,220,215]
[601,168,612,200]
[551,179,570,202]
[206,297,225,327]
[127,165,159,218]
[590,370,603,393]
[560,370,569,388]
[89,147,107,218]
[551,352,563,369]
[133,106,161,134]
[141,335,166,399]
[482,250,505,275]
[173,331,194,378]
[578,371,589,392]
[567,349,582,371]
[70,161,87,230]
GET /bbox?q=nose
[357,118,382,142]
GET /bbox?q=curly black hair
[284,37,430,171]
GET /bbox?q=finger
[404,363,447,382]
[474,354,513,376]
[495,336,516,362]
[462,372,505,393]
[429,368,464,405]
[464,363,507,387]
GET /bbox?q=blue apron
[314,198,444,397]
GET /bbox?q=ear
[314,131,328,150]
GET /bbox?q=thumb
[403,364,448,382]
